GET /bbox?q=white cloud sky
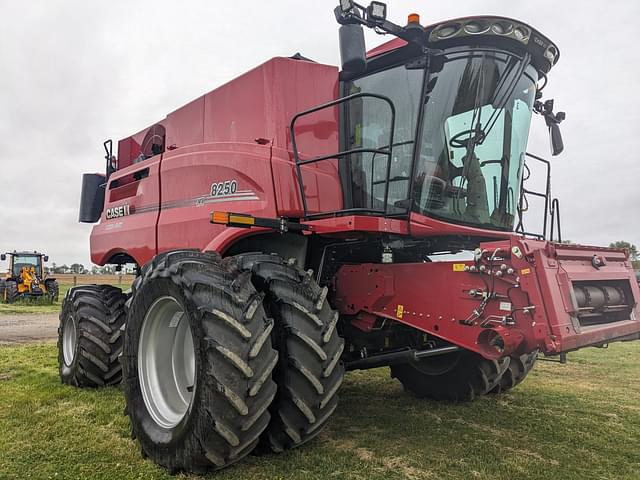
[0,0,638,267]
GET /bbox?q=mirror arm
[335,3,426,46]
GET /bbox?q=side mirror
[44,255,49,262]
[339,24,367,77]
[0,254,5,261]
[550,123,564,156]
[535,99,565,157]
[79,173,107,223]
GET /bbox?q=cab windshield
[12,255,41,276]
[343,47,538,231]
[415,49,538,230]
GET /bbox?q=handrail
[290,92,396,218]
[517,152,552,240]
[550,198,562,242]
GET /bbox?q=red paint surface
[90,51,640,358]
[92,57,340,265]
[334,237,640,358]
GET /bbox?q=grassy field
[0,342,639,480]
[0,284,72,315]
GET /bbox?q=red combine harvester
[62,2,640,473]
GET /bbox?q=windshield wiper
[452,53,533,215]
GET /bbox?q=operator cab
[1,252,47,278]
[292,2,564,235]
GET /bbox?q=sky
[0,0,638,267]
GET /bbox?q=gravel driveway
[0,313,59,345]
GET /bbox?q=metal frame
[290,92,397,219]
[516,152,562,241]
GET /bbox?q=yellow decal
[521,268,531,275]
[453,263,466,272]
[396,304,404,319]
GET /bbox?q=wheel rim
[138,296,196,429]
[62,315,76,366]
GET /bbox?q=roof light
[491,20,513,35]
[513,26,530,42]
[464,20,489,34]
[544,45,558,63]
[368,2,387,21]
[435,23,461,39]
[407,13,420,24]
[340,0,354,13]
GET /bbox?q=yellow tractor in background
[0,251,59,303]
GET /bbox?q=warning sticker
[521,268,531,275]
[453,263,466,272]
[499,302,512,312]
[396,304,404,319]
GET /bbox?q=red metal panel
[305,215,410,235]
[334,261,528,358]
[156,142,277,257]
[271,146,343,216]
[200,57,338,152]
[408,211,511,239]
[334,238,640,359]
[165,96,205,150]
[90,156,161,266]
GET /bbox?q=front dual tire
[122,250,279,473]
[57,250,344,474]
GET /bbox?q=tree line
[45,264,127,275]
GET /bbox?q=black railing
[290,93,396,219]
[516,152,562,241]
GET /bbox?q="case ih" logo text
[106,204,131,219]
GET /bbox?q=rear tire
[45,279,60,302]
[4,280,18,303]
[390,351,509,402]
[58,285,127,387]
[122,250,278,473]
[490,350,538,393]
[230,253,345,453]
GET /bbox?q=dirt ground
[0,313,59,345]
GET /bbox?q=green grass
[0,284,73,315]
[1,343,639,480]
